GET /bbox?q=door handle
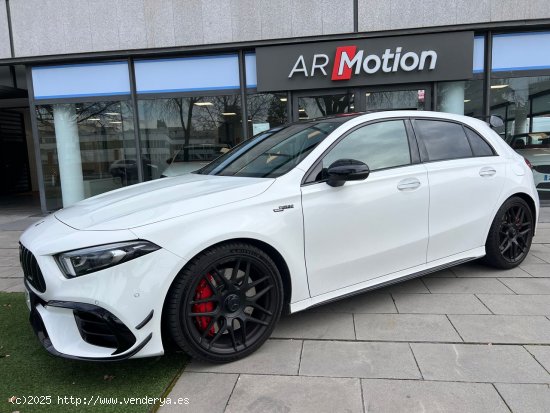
[479,167,496,177]
[397,178,421,191]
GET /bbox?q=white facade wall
[0,0,11,59]
[1,0,549,59]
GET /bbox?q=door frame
[290,83,433,121]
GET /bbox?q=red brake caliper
[193,275,215,336]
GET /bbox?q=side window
[320,120,411,175]
[464,126,496,157]
[414,120,472,161]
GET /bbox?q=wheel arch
[482,191,537,269]
[226,237,293,312]
[509,192,537,227]
[160,237,293,351]
[484,191,538,246]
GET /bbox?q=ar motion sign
[288,45,438,80]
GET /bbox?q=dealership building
[0,0,550,213]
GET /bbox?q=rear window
[414,120,472,162]
[464,127,495,157]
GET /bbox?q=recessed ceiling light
[87,118,101,121]
[222,112,237,116]
[491,84,509,89]
[464,100,471,103]
[280,97,288,102]
[298,108,306,112]
[365,93,371,96]
[104,112,120,116]
[194,102,213,106]
[109,121,122,124]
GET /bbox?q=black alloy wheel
[498,204,532,263]
[166,242,283,363]
[484,197,534,269]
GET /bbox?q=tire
[484,197,534,269]
[165,242,284,363]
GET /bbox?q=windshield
[509,132,550,149]
[198,120,346,178]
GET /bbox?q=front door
[301,119,429,297]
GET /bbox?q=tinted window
[415,120,472,161]
[322,120,411,172]
[464,127,495,156]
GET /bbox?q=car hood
[516,147,550,164]
[54,173,274,231]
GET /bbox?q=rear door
[412,119,507,262]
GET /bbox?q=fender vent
[73,309,136,354]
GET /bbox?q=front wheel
[484,197,534,269]
[165,242,283,363]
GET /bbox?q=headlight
[56,241,160,278]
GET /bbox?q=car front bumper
[20,215,184,361]
[26,283,154,361]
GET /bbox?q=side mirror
[326,159,370,187]
[489,115,504,129]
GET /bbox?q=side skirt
[290,254,481,314]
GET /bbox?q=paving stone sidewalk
[165,208,550,413]
[0,201,42,292]
[2,206,550,412]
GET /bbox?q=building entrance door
[291,85,431,121]
[364,87,431,111]
[292,89,357,121]
[0,109,31,195]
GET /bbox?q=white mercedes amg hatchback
[20,111,539,363]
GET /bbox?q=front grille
[19,243,46,293]
[74,309,135,353]
[533,164,550,174]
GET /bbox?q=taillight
[524,158,533,169]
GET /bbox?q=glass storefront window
[490,76,550,140]
[366,89,427,111]
[491,76,550,200]
[246,93,287,136]
[138,94,243,179]
[36,101,136,210]
[297,92,354,120]
[436,80,484,117]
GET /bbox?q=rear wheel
[166,242,283,363]
[484,197,534,269]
